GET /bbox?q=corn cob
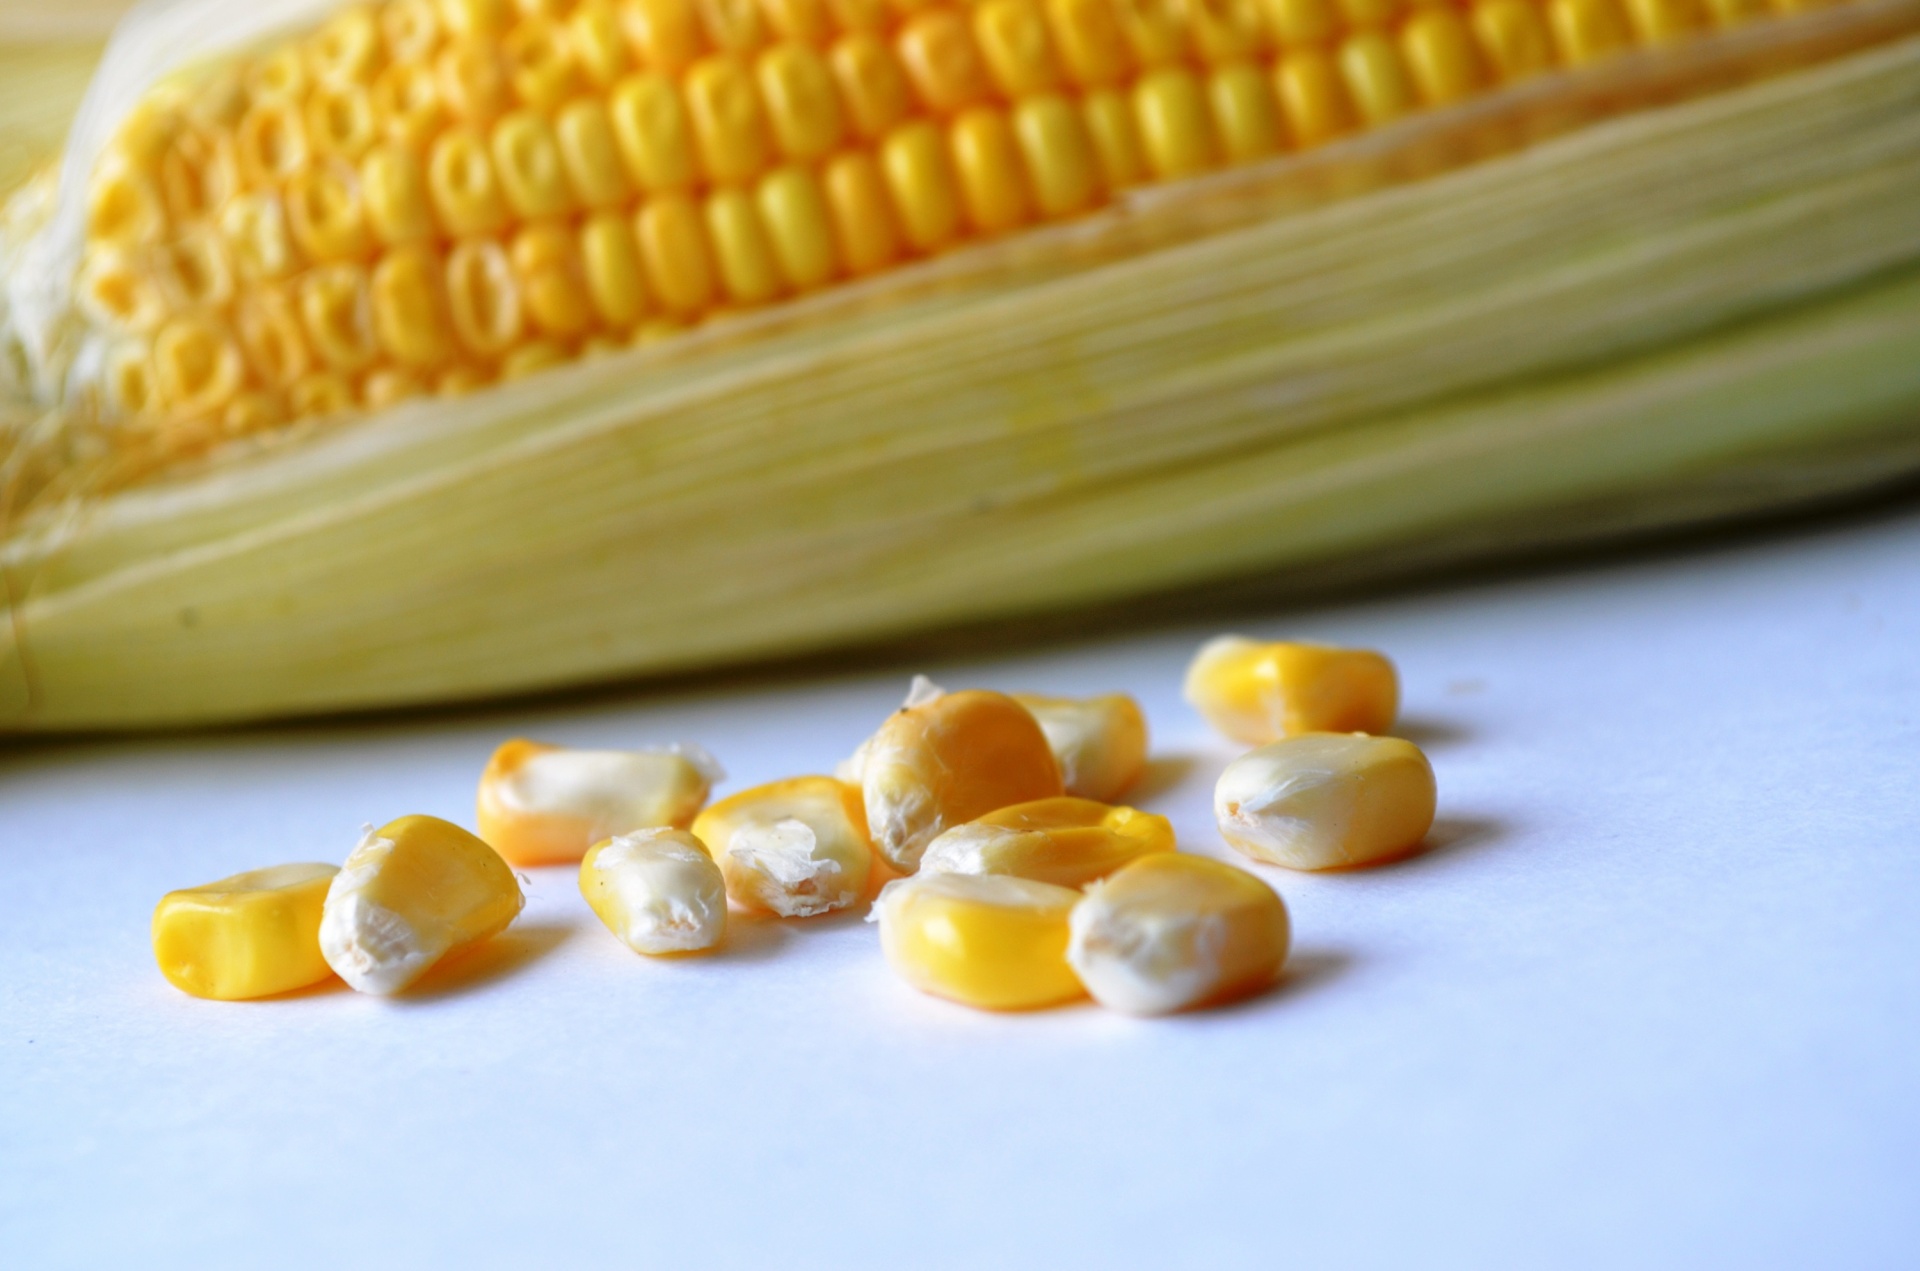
[1,0,1918,730]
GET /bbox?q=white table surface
[3,503,1917,1270]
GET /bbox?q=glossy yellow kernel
[440,0,511,42]
[105,341,160,420]
[693,775,874,917]
[235,287,314,387]
[822,150,902,275]
[287,370,356,418]
[1113,0,1189,67]
[361,367,425,409]
[248,44,312,104]
[1011,692,1148,802]
[428,127,510,235]
[362,141,436,246]
[1012,94,1099,218]
[153,316,247,419]
[372,244,458,369]
[1470,0,1557,81]
[1337,0,1402,24]
[446,236,526,356]
[382,0,444,63]
[1133,66,1216,179]
[307,83,380,163]
[881,120,964,253]
[1622,0,1705,40]
[1216,733,1435,869]
[1207,60,1282,163]
[310,7,384,85]
[236,99,311,187]
[1045,0,1132,88]
[626,0,708,73]
[502,17,582,110]
[897,11,994,114]
[512,221,599,336]
[852,680,1064,871]
[921,796,1173,887]
[1339,29,1418,126]
[1548,0,1632,64]
[299,264,381,372]
[1185,635,1399,741]
[826,0,887,28]
[77,248,167,333]
[569,0,633,88]
[756,164,839,289]
[1260,0,1337,44]
[285,162,373,262]
[636,193,720,315]
[435,38,512,124]
[1068,852,1289,1014]
[153,863,340,1000]
[950,108,1032,234]
[372,59,447,149]
[319,814,524,994]
[476,737,719,865]
[1402,7,1486,105]
[763,0,833,42]
[875,872,1085,1010]
[221,390,286,436]
[1082,87,1148,189]
[700,0,768,53]
[757,43,846,162]
[610,72,701,192]
[975,0,1065,96]
[580,829,728,955]
[580,211,651,328]
[151,227,236,313]
[156,126,238,226]
[1273,49,1354,147]
[1185,0,1269,64]
[490,109,575,218]
[829,33,911,141]
[550,101,632,211]
[685,55,773,184]
[88,160,167,251]
[705,186,784,304]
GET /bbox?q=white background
[2,504,1916,1269]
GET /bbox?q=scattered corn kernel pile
[152,631,1443,1014]
[74,0,1835,449]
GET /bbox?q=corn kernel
[757,165,840,290]
[236,98,312,186]
[1273,49,1355,147]
[1207,60,1283,163]
[372,244,459,368]
[764,0,832,42]
[827,0,888,30]
[1184,635,1399,742]
[1338,0,1402,24]
[1011,692,1148,801]
[580,828,728,954]
[308,83,381,161]
[477,738,720,865]
[823,150,902,275]
[153,317,247,419]
[1549,0,1633,63]
[874,872,1085,1010]
[285,161,373,261]
[897,11,994,114]
[637,193,720,315]
[105,341,160,421]
[78,248,167,333]
[512,221,598,336]
[1339,29,1418,126]
[157,126,239,225]
[581,211,651,327]
[920,796,1173,887]
[1623,0,1705,40]
[1133,66,1216,179]
[248,44,312,104]
[502,18,582,110]
[288,370,357,417]
[222,192,304,282]
[383,0,444,63]
[626,0,708,73]
[1082,87,1148,189]
[706,186,785,304]
[429,127,510,236]
[701,0,769,53]
[362,367,425,408]
[1046,0,1132,88]
[362,142,437,246]
[829,34,911,142]
[1402,7,1487,105]
[446,236,527,356]
[552,99,634,211]
[976,0,1065,96]
[299,263,382,372]
[1012,94,1099,219]
[1067,851,1288,1014]
[436,38,512,124]
[1115,0,1190,66]
[1215,733,1435,869]
[1471,0,1557,81]
[310,5,384,86]
[319,814,525,994]
[951,108,1033,234]
[852,678,1064,871]
[1185,0,1269,64]
[610,73,701,193]
[685,55,773,184]
[1261,0,1337,44]
[693,775,874,917]
[441,0,511,41]
[757,43,846,162]
[569,0,634,88]
[235,286,315,386]
[150,227,236,313]
[882,119,964,253]
[492,109,576,219]
[153,862,340,1000]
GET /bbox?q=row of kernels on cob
[76,0,1835,448]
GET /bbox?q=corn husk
[3,4,1920,731]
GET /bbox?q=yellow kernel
[150,226,236,313]
[700,0,768,53]
[569,0,634,88]
[1068,852,1289,1014]
[1622,0,1705,40]
[881,120,964,253]
[1337,0,1402,24]
[440,0,511,40]
[610,72,701,192]
[1184,0,1269,65]
[580,829,728,955]
[1184,635,1399,742]
[551,100,632,211]
[626,0,708,73]
[285,161,373,262]
[248,44,311,104]
[308,83,380,161]
[1216,733,1435,869]
[1549,0,1633,63]
[921,796,1173,887]
[362,367,426,408]
[950,108,1032,234]
[636,193,719,315]
[156,126,238,226]
[299,263,382,372]
[152,862,340,1000]
[685,55,773,184]
[1133,66,1216,180]
[1011,693,1148,801]
[580,211,651,328]
[1401,7,1487,106]
[88,158,168,250]
[826,0,887,29]
[762,0,833,42]
[287,370,356,418]
[361,141,437,246]
[502,17,582,110]
[501,340,568,373]
[975,0,1065,97]
[693,775,874,917]
[477,737,719,865]
[77,248,167,333]
[1261,0,1337,44]
[1207,60,1282,163]
[1082,87,1147,189]
[372,244,459,369]
[512,221,597,336]
[491,109,576,218]
[310,4,384,84]
[829,33,911,141]
[1045,0,1132,88]
[435,38,512,124]
[875,872,1085,1010]
[153,316,247,419]
[235,99,311,187]
[446,237,526,356]
[1113,0,1189,67]
[105,341,160,420]
[705,186,784,304]
[1470,0,1558,81]
[1012,94,1099,218]
[822,149,902,275]
[896,11,994,115]
[373,59,448,149]
[756,164,839,290]
[428,127,510,235]
[319,814,524,994]
[1339,29,1419,126]
[383,0,444,63]
[852,679,1064,871]
[757,43,845,162]
[1273,48,1355,147]
[235,287,314,387]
